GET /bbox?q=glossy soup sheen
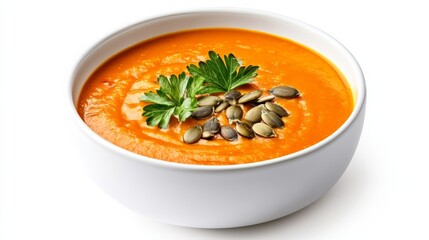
[78,28,354,165]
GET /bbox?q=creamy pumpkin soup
[78,28,354,165]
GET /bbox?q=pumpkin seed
[241,119,255,128]
[220,126,238,141]
[226,105,243,123]
[203,118,220,134]
[215,101,230,113]
[269,86,300,99]
[265,102,289,117]
[261,109,284,128]
[183,125,202,144]
[225,90,242,100]
[202,131,215,139]
[252,123,276,138]
[236,121,255,139]
[238,90,263,104]
[198,96,220,107]
[244,105,264,123]
[224,90,242,105]
[191,106,213,119]
[256,95,275,103]
[228,99,238,106]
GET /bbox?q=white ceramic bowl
[68,9,366,228]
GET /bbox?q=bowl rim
[67,8,366,171]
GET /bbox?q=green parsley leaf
[186,76,204,98]
[187,51,259,94]
[139,91,175,106]
[155,72,189,105]
[174,98,197,122]
[140,72,198,129]
[142,104,175,129]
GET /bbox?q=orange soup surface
[78,28,354,165]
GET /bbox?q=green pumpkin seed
[202,131,215,139]
[236,121,255,139]
[191,106,213,119]
[252,123,276,138]
[228,99,238,106]
[183,125,202,144]
[269,86,300,99]
[244,105,264,123]
[261,109,284,128]
[224,90,242,106]
[225,90,242,100]
[241,119,255,128]
[220,126,238,141]
[203,118,220,134]
[265,102,289,117]
[226,105,243,123]
[238,90,263,104]
[256,95,275,103]
[198,96,220,107]
[214,101,230,113]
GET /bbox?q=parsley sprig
[187,51,259,94]
[139,72,204,128]
[140,51,259,129]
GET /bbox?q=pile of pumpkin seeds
[183,86,300,144]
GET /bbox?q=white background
[1,0,429,239]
